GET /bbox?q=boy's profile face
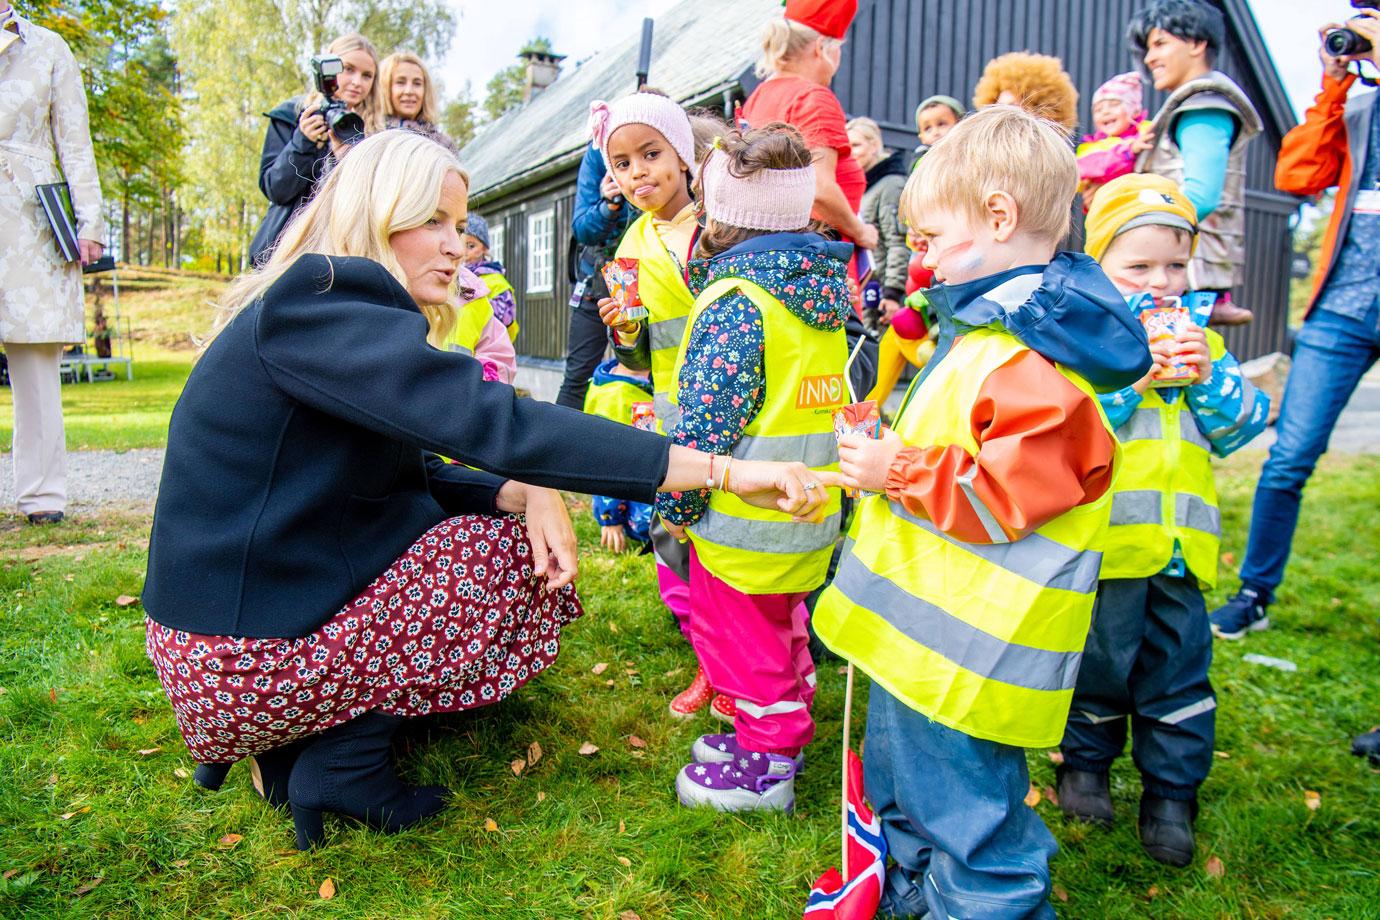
[1142,27,1208,91]
[912,207,995,285]
[1099,224,1191,302]
[917,105,958,147]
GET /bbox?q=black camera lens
[1326,26,1374,57]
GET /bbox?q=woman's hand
[728,459,831,519]
[77,239,103,267]
[497,482,579,591]
[837,428,904,494]
[879,297,902,324]
[854,222,880,252]
[597,296,641,335]
[600,524,627,554]
[297,108,329,146]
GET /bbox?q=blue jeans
[1240,306,1380,600]
[864,683,1058,919]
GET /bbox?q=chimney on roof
[519,45,566,103]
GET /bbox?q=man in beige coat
[1,2,105,524]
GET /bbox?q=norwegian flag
[803,749,887,919]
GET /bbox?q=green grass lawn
[1,452,1377,919]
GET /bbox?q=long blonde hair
[379,51,439,125]
[203,130,470,353]
[300,33,386,134]
[756,19,838,77]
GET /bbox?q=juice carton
[602,258,647,323]
[833,400,882,497]
[1139,296,1197,387]
[631,401,657,432]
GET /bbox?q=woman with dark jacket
[247,33,384,266]
[145,130,825,850]
[847,117,910,331]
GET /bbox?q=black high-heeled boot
[286,712,450,850]
[193,762,233,790]
[248,738,312,809]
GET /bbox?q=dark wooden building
[459,0,1296,362]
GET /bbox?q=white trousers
[5,342,67,514]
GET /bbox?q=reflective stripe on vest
[812,327,1117,749]
[1101,329,1225,585]
[678,276,847,594]
[615,213,695,432]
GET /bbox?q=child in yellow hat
[1058,172,1270,867]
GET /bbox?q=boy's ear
[1188,38,1208,61]
[985,191,1019,243]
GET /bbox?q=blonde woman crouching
[142,129,828,849]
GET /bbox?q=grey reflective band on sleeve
[733,432,839,467]
[1148,695,1216,725]
[649,315,690,353]
[831,541,1083,693]
[690,508,840,554]
[887,500,1101,594]
[1116,408,1163,443]
[956,463,1010,544]
[1178,411,1211,452]
[1175,492,1221,535]
[653,393,682,430]
[1109,489,1163,526]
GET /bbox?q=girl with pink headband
[586,91,726,722]
[658,124,850,813]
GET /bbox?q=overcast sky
[432,0,1332,124]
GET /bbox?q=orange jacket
[1275,73,1376,315]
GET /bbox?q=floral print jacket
[655,233,853,526]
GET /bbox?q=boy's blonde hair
[756,19,839,77]
[901,105,1075,245]
[202,130,469,354]
[380,51,439,126]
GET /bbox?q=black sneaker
[1210,588,1270,640]
[1138,794,1197,867]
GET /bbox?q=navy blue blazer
[143,254,670,639]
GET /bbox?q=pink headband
[701,148,816,232]
[588,94,697,179]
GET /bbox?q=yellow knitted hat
[1084,173,1198,263]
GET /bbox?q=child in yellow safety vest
[812,107,1153,916]
[587,91,727,721]
[1056,173,1269,867]
[441,264,516,384]
[460,214,520,344]
[582,357,655,552]
[657,125,850,813]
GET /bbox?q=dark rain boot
[1352,727,1380,766]
[286,712,450,850]
[193,762,233,790]
[1138,793,1197,867]
[1056,765,1114,828]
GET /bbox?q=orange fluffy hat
[972,52,1080,132]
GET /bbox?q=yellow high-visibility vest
[676,276,847,594]
[814,328,1119,748]
[614,212,695,433]
[583,374,651,427]
[446,297,493,356]
[475,271,520,343]
[1100,330,1227,586]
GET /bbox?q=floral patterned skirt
[145,514,582,764]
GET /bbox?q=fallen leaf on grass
[115,595,139,607]
[1046,751,1064,765]
[616,856,632,867]
[49,688,57,703]
[319,877,336,899]
[510,759,526,777]
[627,735,647,749]
[217,833,242,848]
[73,876,103,896]
[63,574,74,582]
[619,912,641,920]
[60,806,90,820]
[619,819,626,834]
[630,750,645,759]
[1052,884,1068,903]
[527,742,543,766]
[1214,751,1230,759]
[1041,786,1059,807]
[1205,856,1225,878]
[173,767,190,780]
[483,818,499,832]
[170,860,190,869]
[1147,884,1161,898]
[663,668,683,679]
[605,679,616,688]
[1220,552,1235,567]
[591,662,609,675]
[1304,790,1321,811]
[2,870,18,880]
[608,622,619,633]
[1023,786,1041,808]
[578,743,600,756]
[47,774,58,785]
[536,791,546,803]
[137,747,161,756]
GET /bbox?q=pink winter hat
[1093,71,1143,113]
[588,93,697,178]
[701,147,815,232]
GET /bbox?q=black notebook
[35,182,80,262]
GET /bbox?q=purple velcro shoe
[691,732,805,772]
[676,739,797,812]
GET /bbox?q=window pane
[527,208,554,293]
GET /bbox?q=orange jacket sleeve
[1275,73,1355,196]
[882,350,1116,544]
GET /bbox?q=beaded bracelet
[706,454,716,489]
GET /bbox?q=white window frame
[487,220,505,264]
[526,208,554,293]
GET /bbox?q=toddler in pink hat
[1076,71,1153,206]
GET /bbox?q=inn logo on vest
[797,374,847,411]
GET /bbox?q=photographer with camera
[248,33,383,266]
[1211,7,1380,667]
